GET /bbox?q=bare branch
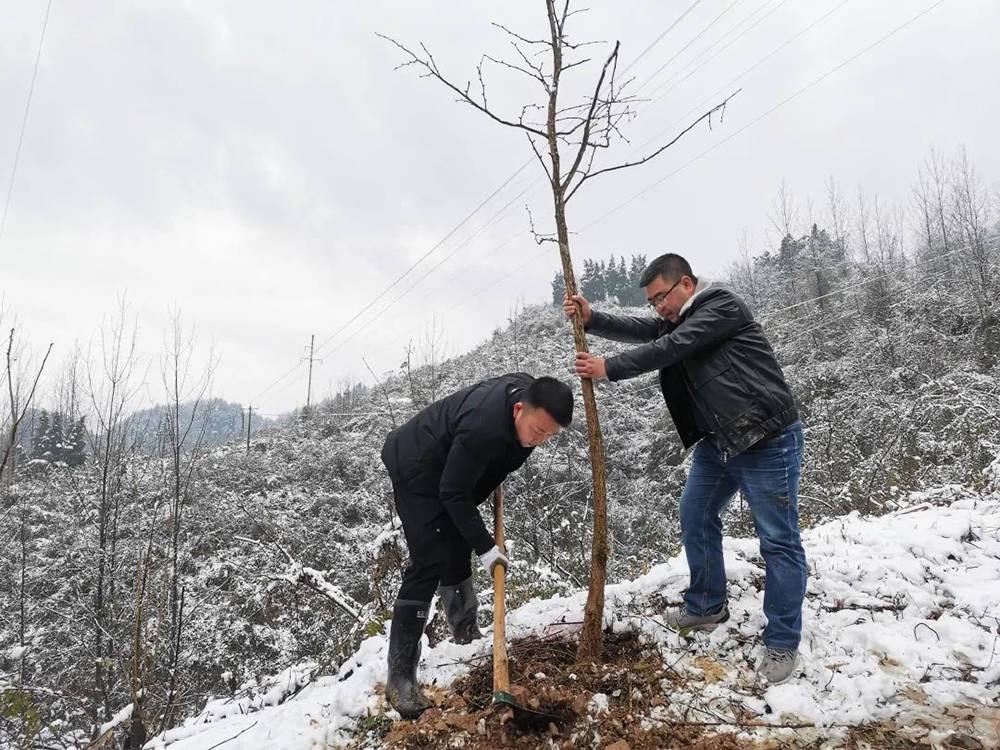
[559,0,571,34]
[526,132,553,185]
[559,56,593,74]
[566,89,741,202]
[526,206,559,245]
[560,40,621,191]
[483,53,546,87]
[377,33,549,138]
[510,40,551,92]
[476,60,489,112]
[491,22,548,47]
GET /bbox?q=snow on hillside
[150,486,1000,749]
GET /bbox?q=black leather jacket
[380,373,534,554]
[588,285,798,456]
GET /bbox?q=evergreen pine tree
[64,417,87,468]
[32,410,52,461]
[626,254,649,306]
[603,256,625,303]
[580,259,601,300]
[616,256,629,302]
[596,261,610,301]
[50,411,66,463]
[551,270,567,305]
[806,224,834,309]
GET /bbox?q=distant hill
[126,398,275,453]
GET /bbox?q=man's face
[512,403,561,448]
[644,273,696,323]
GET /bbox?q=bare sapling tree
[770,178,799,240]
[0,321,54,750]
[157,310,217,731]
[826,177,850,263]
[83,298,144,736]
[949,148,995,321]
[1,325,53,481]
[125,493,163,748]
[402,318,450,409]
[732,229,760,313]
[418,316,449,405]
[382,0,738,661]
[363,357,398,432]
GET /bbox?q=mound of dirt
[375,631,747,749]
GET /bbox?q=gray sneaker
[757,647,801,684]
[663,605,729,636]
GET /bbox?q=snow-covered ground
[150,486,1000,749]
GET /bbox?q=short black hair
[638,253,698,288]
[523,376,574,427]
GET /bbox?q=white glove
[479,545,509,574]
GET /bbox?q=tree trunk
[552,193,609,662]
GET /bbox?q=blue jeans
[679,421,807,650]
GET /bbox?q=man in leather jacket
[379,373,573,718]
[565,253,806,685]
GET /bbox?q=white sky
[2,0,998,416]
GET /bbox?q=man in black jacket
[380,373,573,718]
[565,253,806,685]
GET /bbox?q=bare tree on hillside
[83,298,144,735]
[1,324,53,481]
[950,148,996,321]
[158,311,217,730]
[382,0,737,661]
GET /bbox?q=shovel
[491,484,562,727]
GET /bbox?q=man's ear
[512,402,524,419]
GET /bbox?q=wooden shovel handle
[492,485,510,694]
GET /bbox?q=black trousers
[392,484,474,603]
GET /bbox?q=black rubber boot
[385,599,433,719]
[438,576,484,645]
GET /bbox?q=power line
[621,0,703,75]
[782,243,1000,344]
[645,0,793,101]
[636,0,743,93]
[251,3,725,405]
[264,235,997,413]
[369,0,948,371]
[376,0,854,334]
[0,0,54,246]
[626,245,994,397]
[288,252,998,416]
[582,0,949,233]
[755,240,978,325]
[325,1,824,354]
[380,0,854,317]
[250,159,535,403]
[256,1,938,411]
[636,0,853,153]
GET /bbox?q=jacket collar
[678,277,717,319]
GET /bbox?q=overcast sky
[2,0,998,416]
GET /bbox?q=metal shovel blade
[492,690,562,728]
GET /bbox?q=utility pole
[306,335,315,409]
[303,334,322,412]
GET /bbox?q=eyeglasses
[647,277,683,309]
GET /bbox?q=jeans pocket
[746,432,781,453]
